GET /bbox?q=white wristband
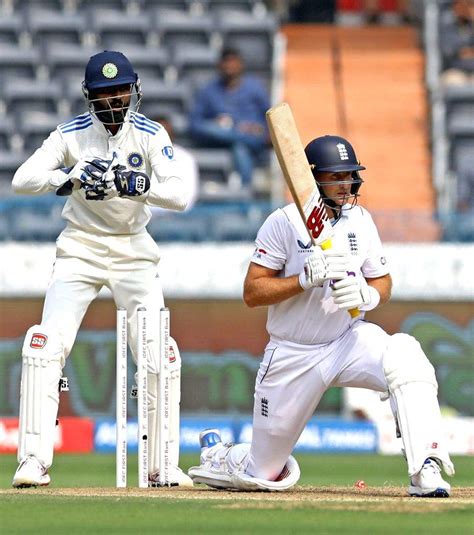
[360,285,381,311]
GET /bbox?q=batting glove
[299,249,351,290]
[331,275,380,311]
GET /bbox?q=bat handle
[320,239,360,319]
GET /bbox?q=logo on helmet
[102,63,118,79]
[337,143,349,160]
[127,152,143,168]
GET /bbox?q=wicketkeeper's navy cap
[84,51,138,91]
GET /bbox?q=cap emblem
[336,143,349,160]
[102,63,118,79]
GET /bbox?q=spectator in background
[440,0,474,86]
[152,114,199,212]
[188,47,271,196]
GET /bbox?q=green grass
[1,454,473,534]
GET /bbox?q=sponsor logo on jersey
[253,247,267,259]
[380,256,387,265]
[162,146,174,159]
[102,63,118,79]
[347,232,358,254]
[30,333,47,349]
[261,397,269,417]
[127,152,143,168]
[297,239,312,252]
[337,143,349,160]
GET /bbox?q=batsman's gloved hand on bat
[299,249,351,290]
[331,275,380,311]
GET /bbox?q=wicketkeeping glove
[55,157,113,197]
[299,248,351,290]
[112,165,150,197]
[331,275,380,311]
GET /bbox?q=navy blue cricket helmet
[82,51,142,125]
[304,135,365,212]
[305,135,365,174]
[83,50,138,91]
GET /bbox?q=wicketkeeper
[12,50,192,488]
[188,135,455,496]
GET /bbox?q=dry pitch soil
[1,486,473,512]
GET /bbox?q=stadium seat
[79,0,129,9]
[0,12,22,45]
[0,150,27,187]
[19,111,68,153]
[147,211,209,242]
[204,0,266,13]
[25,7,87,46]
[190,147,233,186]
[173,44,219,89]
[11,0,68,9]
[46,43,98,81]
[138,78,191,115]
[153,8,214,52]
[139,0,193,10]
[63,74,89,117]
[0,116,14,151]
[115,44,170,81]
[3,78,63,115]
[89,9,151,48]
[0,45,40,79]
[216,10,277,69]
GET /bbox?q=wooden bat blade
[266,102,333,248]
[266,102,359,318]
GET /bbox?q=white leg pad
[148,337,181,473]
[190,443,300,491]
[384,333,455,477]
[18,326,64,469]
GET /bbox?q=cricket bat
[266,102,359,318]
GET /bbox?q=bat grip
[320,238,360,319]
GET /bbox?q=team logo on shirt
[127,152,143,168]
[380,256,387,265]
[347,232,358,255]
[162,146,174,159]
[297,239,312,252]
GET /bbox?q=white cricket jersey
[251,203,390,345]
[12,111,189,235]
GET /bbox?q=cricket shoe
[12,456,50,488]
[409,458,450,497]
[149,465,193,487]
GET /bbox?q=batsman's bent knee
[383,333,437,391]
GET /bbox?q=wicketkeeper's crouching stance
[11,50,193,488]
[188,134,455,496]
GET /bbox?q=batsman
[189,127,455,496]
[11,50,193,488]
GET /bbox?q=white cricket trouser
[20,226,165,468]
[43,227,164,367]
[247,321,390,480]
